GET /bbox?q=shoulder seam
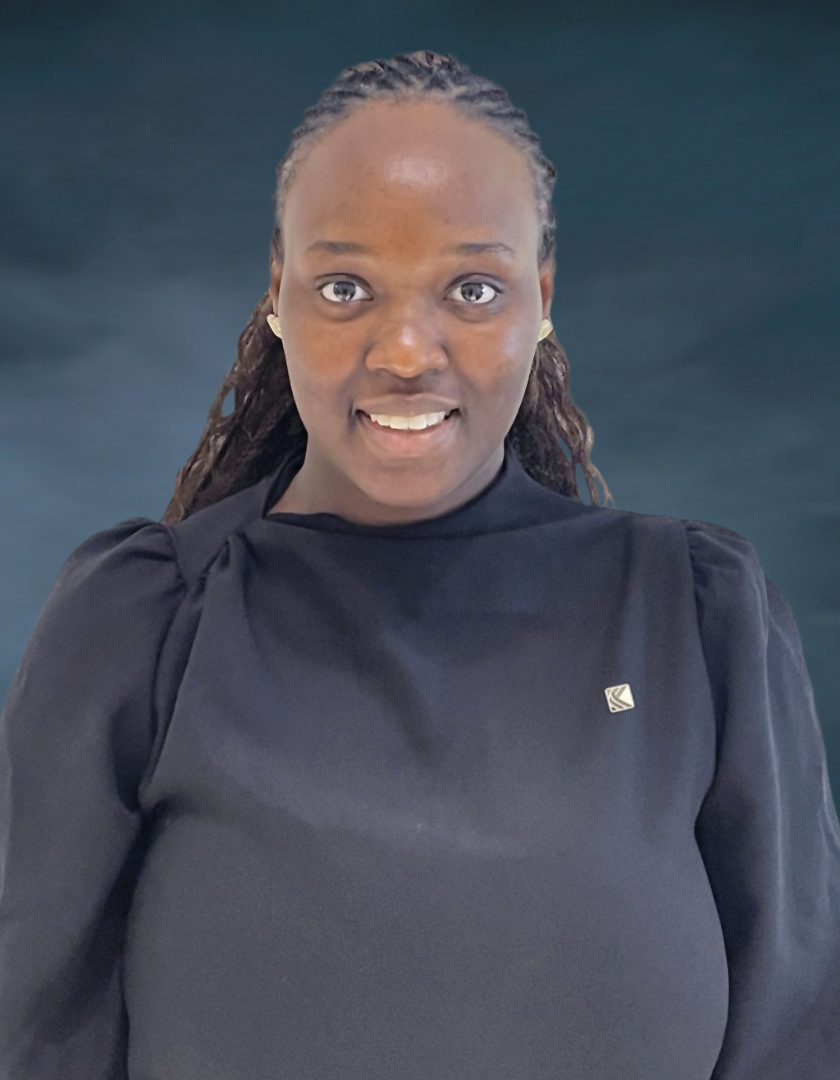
[679,519,722,788]
[156,520,187,592]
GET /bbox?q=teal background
[1,0,838,803]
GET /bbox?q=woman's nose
[363,315,449,379]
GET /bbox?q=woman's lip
[356,409,459,454]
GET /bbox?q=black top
[2,441,839,1079]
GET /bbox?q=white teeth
[366,411,450,431]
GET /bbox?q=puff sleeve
[0,519,186,1079]
[687,519,840,1078]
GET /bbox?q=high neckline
[259,439,587,539]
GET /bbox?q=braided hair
[160,50,613,524]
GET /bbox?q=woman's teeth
[365,410,451,431]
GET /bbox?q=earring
[537,318,553,342]
[267,313,283,338]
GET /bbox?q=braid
[161,50,612,524]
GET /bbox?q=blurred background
[1,0,838,802]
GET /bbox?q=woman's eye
[319,280,371,303]
[449,281,498,305]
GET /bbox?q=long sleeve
[0,519,186,1079]
[687,519,840,1078]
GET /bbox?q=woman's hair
[160,50,613,524]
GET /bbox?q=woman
[1,50,838,1080]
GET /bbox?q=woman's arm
[0,520,185,1079]
[687,519,840,1078]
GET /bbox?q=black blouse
[1,441,839,1079]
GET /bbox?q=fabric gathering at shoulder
[2,516,187,813]
[682,516,764,721]
[683,516,767,630]
[164,464,283,590]
[681,515,824,754]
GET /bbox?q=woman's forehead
[283,100,537,254]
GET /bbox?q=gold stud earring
[537,318,553,342]
[267,313,283,338]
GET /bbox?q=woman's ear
[539,258,555,320]
[269,255,283,311]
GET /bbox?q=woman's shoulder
[663,515,796,652]
[679,515,758,570]
[5,519,188,754]
[577,503,781,632]
[25,518,187,667]
[675,516,777,618]
[592,501,759,567]
[573,500,760,579]
[60,515,180,568]
[55,464,277,599]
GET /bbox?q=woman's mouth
[356,409,459,454]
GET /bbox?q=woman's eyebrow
[307,240,369,254]
[305,239,516,259]
[448,241,515,259]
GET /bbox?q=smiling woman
[261,95,564,523]
[2,49,840,1080]
[159,50,612,527]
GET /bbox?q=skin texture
[267,99,555,525]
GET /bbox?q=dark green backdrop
[1,0,838,803]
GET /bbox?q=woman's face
[269,98,554,525]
